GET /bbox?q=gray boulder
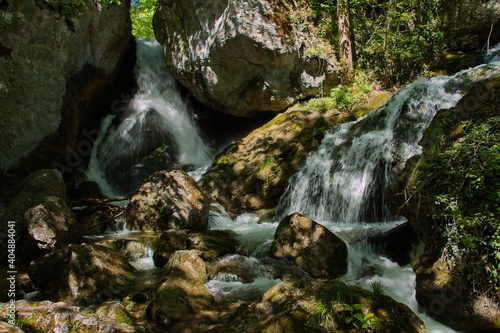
[126,170,211,232]
[270,213,348,278]
[153,0,339,116]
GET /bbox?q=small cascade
[85,38,212,196]
[276,76,462,224]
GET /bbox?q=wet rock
[147,250,217,328]
[0,169,75,263]
[152,229,244,267]
[126,170,211,232]
[153,0,339,117]
[271,213,348,279]
[221,279,425,333]
[0,300,144,333]
[368,222,419,266]
[200,108,341,215]
[28,244,136,305]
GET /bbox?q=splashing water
[85,38,212,196]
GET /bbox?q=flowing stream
[85,38,212,197]
[206,48,500,332]
[81,40,500,331]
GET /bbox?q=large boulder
[270,213,348,279]
[0,169,80,264]
[200,108,336,215]
[28,244,137,305]
[0,0,134,177]
[147,250,217,329]
[153,0,339,116]
[221,279,425,333]
[126,170,211,231]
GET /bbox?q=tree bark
[337,0,354,70]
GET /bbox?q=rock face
[28,244,136,305]
[126,170,211,231]
[148,250,216,329]
[270,213,348,278]
[0,169,80,264]
[222,279,425,333]
[201,108,344,215]
[387,75,500,331]
[153,0,339,116]
[0,0,133,176]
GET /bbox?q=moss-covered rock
[0,300,144,333]
[221,279,425,332]
[387,75,500,331]
[200,108,347,215]
[28,244,137,306]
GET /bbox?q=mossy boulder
[28,244,137,306]
[0,300,144,333]
[271,213,348,278]
[147,250,217,330]
[387,75,500,331]
[221,279,425,333]
[200,108,347,215]
[126,170,211,231]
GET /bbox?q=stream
[83,38,500,332]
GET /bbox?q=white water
[206,53,500,331]
[85,38,212,196]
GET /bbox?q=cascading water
[206,49,500,332]
[85,38,212,196]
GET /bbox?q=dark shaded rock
[0,0,134,177]
[28,244,136,305]
[270,213,348,278]
[147,250,216,329]
[221,279,425,333]
[152,230,188,268]
[153,0,339,117]
[368,222,419,266]
[0,300,144,332]
[126,170,211,232]
[0,169,73,264]
[152,229,244,268]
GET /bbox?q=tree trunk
[337,0,354,70]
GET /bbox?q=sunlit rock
[271,213,348,279]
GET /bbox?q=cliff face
[153,0,339,117]
[0,0,134,178]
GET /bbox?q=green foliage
[131,0,157,38]
[342,303,383,331]
[369,280,387,298]
[301,70,375,113]
[418,116,500,300]
[41,0,122,18]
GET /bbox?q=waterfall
[85,38,212,196]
